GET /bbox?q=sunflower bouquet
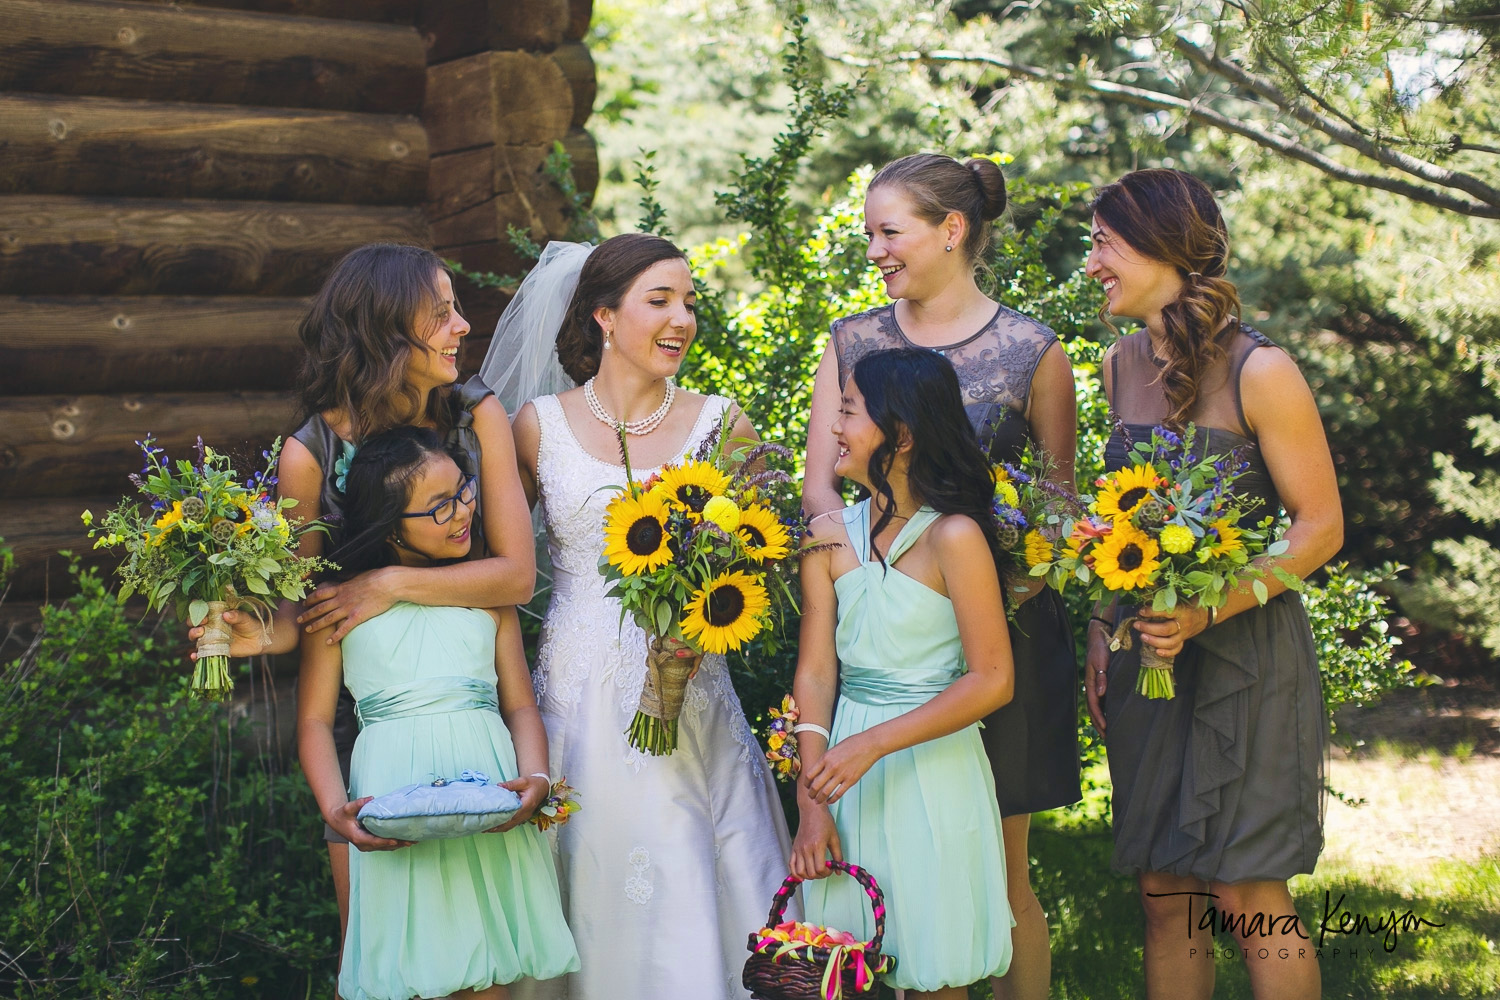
[991,458,1074,613]
[1032,425,1293,699]
[85,436,331,700]
[599,414,803,755]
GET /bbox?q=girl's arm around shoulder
[487,606,550,830]
[295,630,410,851]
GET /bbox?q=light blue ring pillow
[357,769,522,840]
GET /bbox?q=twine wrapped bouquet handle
[625,635,703,755]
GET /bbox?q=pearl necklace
[584,377,676,436]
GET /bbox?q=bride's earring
[603,326,613,350]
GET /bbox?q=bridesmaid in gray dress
[1083,170,1340,1000]
[803,153,1079,1000]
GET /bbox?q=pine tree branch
[842,48,1500,218]
[1170,34,1500,209]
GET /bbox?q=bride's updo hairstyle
[555,232,689,384]
[1091,169,1242,433]
[867,153,1008,261]
[296,243,459,443]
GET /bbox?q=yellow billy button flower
[701,495,741,532]
[602,491,674,575]
[1092,521,1161,591]
[680,570,769,654]
[1159,523,1196,555]
[995,480,1020,509]
[1023,529,1052,567]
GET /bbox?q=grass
[953,758,1500,999]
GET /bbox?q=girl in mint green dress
[792,348,1016,998]
[298,427,578,1000]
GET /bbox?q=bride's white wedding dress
[519,392,793,1000]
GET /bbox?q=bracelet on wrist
[1088,615,1113,630]
[1206,606,1219,629]
[792,722,831,742]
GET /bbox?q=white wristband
[792,723,831,742]
[528,773,551,783]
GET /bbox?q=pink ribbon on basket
[759,939,872,999]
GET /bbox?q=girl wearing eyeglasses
[298,425,579,1000]
[190,243,538,971]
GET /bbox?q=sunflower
[1159,523,1196,555]
[680,570,769,654]
[1024,529,1053,567]
[603,491,674,575]
[1094,465,1162,522]
[150,501,185,545]
[735,504,792,563]
[1092,521,1161,591]
[1206,518,1244,558]
[652,460,730,518]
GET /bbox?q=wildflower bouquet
[991,458,1073,611]
[85,437,331,700]
[599,414,803,755]
[1032,425,1293,699]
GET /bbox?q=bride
[483,235,794,999]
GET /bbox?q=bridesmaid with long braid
[802,153,1081,1000]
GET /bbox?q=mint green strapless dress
[337,603,579,1000]
[802,502,1013,991]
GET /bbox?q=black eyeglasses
[399,475,478,525]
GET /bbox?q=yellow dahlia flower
[680,570,769,654]
[1024,529,1052,567]
[1159,523,1196,555]
[995,480,1020,509]
[1092,522,1161,591]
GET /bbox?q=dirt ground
[1323,672,1500,872]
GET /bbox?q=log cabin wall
[0,0,598,614]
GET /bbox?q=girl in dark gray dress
[1084,170,1340,1000]
[804,153,1080,1000]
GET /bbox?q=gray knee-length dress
[1102,325,1328,882]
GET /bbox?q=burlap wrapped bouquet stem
[1110,614,1177,700]
[192,599,236,702]
[626,635,704,755]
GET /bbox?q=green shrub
[0,559,334,998]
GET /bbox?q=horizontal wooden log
[0,495,117,601]
[426,145,519,221]
[551,41,595,129]
[151,0,419,22]
[0,296,307,394]
[424,50,572,154]
[0,0,426,113]
[0,391,297,499]
[566,0,592,42]
[429,189,567,251]
[0,94,427,204]
[420,0,569,64]
[0,195,430,296]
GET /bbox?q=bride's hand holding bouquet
[599,412,803,755]
[1033,425,1296,699]
[86,436,332,700]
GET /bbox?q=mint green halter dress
[802,501,1014,991]
[337,603,579,1000]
